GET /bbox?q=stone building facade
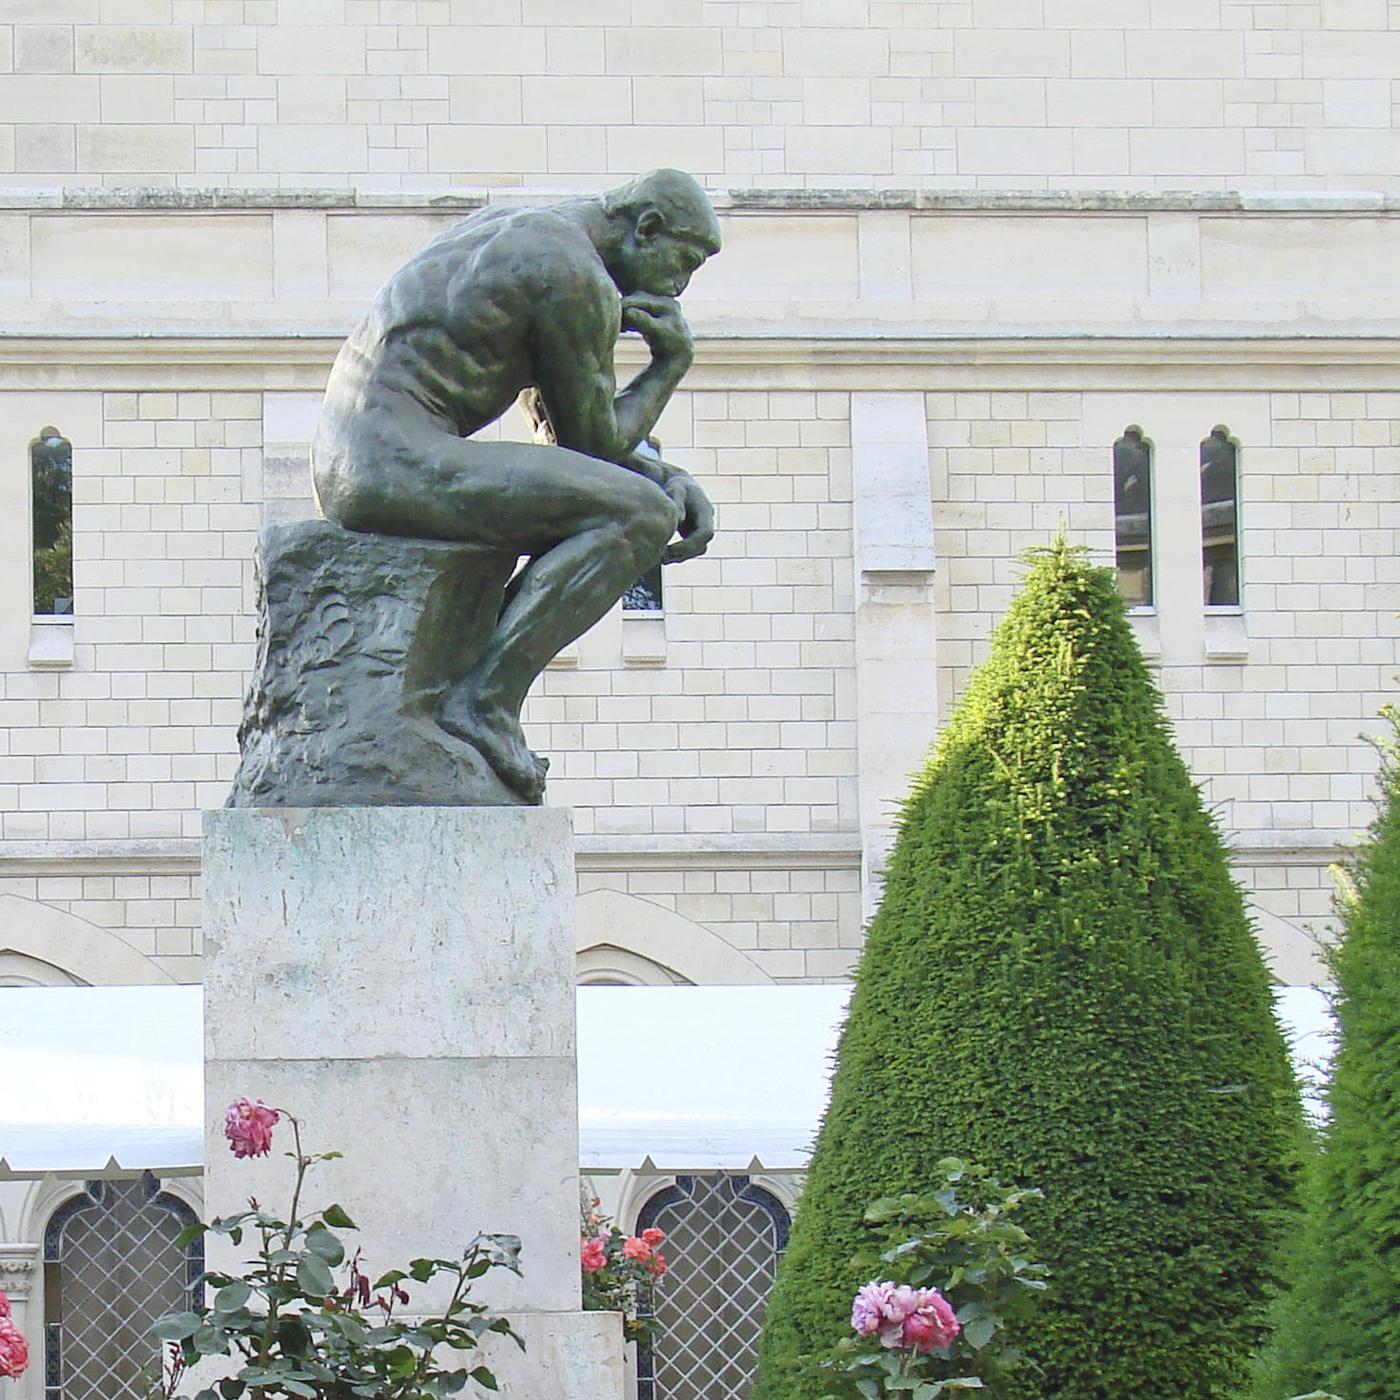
[2,4,1400,1397]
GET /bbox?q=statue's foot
[438,691,548,803]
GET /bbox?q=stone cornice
[0,828,1351,878]
[0,832,863,876]
[0,186,1396,216]
[1,335,1399,392]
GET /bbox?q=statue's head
[600,169,722,298]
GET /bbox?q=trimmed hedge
[752,541,1300,1400]
[1258,707,1400,1400]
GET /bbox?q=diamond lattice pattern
[645,1175,785,1400]
[53,1180,193,1400]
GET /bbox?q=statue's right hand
[621,293,694,369]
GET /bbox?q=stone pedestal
[202,806,623,1398]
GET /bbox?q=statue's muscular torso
[317,205,621,459]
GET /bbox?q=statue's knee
[621,483,677,561]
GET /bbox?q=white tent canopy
[0,982,1333,1180]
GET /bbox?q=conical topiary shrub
[752,540,1301,1400]
[1255,707,1400,1400]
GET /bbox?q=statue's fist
[621,293,694,368]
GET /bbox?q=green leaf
[193,1324,229,1356]
[409,1258,437,1282]
[373,1269,408,1288]
[385,1345,418,1380]
[863,1197,903,1222]
[305,1225,345,1267]
[296,1253,336,1298]
[470,1366,499,1391]
[278,1315,313,1357]
[213,1282,252,1313]
[322,1202,355,1228]
[217,1379,246,1399]
[151,1311,202,1342]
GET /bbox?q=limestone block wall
[2,199,1398,989]
[930,385,1400,842]
[1,3,1400,191]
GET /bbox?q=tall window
[31,426,73,617]
[44,1175,201,1400]
[1113,426,1153,607]
[636,1174,789,1400]
[623,561,664,613]
[1200,426,1240,606]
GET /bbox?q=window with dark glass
[1200,425,1239,607]
[623,561,663,613]
[44,1175,201,1400]
[622,433,666,613]
[1113,426,1153,607]
[635,1174,789,1400]
[32,426,73,616]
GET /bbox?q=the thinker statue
[228,170,721,809]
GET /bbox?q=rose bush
[818,1160,1047,1400]
[147,1102,522,1400]
[579,1195,668,1343]
[0,1289,28,1382]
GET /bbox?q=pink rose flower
[901,1288,960,1354]
[580,1237,607,1273]
[641,1227,665,1247]
[224,1098,279,1158]
[850,1280,894,1337]
[0,1288,10,1318]
[621,1236,652,1262]
[0,1317,29,1380]
[876,1285,920,1348]
[646,1254,667,1278]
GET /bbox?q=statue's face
[613,212,716,298]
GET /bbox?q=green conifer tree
[1256,708,1400,1400]
[753,540,1300,1400]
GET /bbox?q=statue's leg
[320,427,679,799]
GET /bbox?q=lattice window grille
[44,1173,201,1400]
[636,1173,790,1400]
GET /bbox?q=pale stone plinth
[202,806,622,1396]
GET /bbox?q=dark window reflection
[32,426,73,616]
[1201,426,1239,606]
[1113,426,1152,607]
[623,561,663,612]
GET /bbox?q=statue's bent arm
[528,294,686,468]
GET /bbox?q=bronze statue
[228,170,720,809]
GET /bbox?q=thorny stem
[405,1249,476,1398]
[254,1108,306,1388]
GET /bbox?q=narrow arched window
[31,426,73,617]
[43,1174,201,1400]
[635,1174,790,1400]
[1201,425,1240,606]
[1113,426,1153,607]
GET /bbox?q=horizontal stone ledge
[5,332,1400,373]
[0,830,866,876]
[0,185,1395,216]
[0,829,1357,878]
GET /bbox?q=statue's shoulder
[425,206,597,268]
[487,208,608,287]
